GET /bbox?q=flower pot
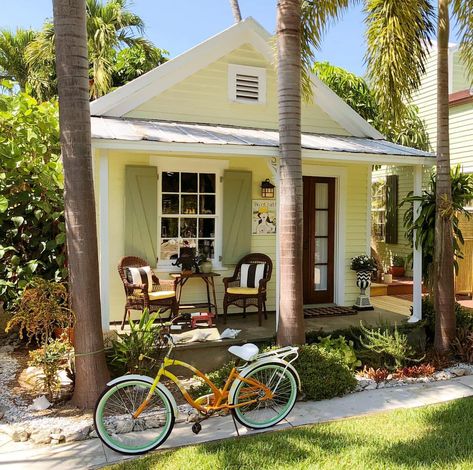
[390,266,405,277]
[384,273,393,284]
[356,270,373,289]
[200,260,213,274]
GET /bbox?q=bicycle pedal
[191,422,202,435]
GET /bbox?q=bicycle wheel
[231,363,298,429]
[94,378,175,455]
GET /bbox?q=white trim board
[90,17,383,140]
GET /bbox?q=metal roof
[91,116,433,158]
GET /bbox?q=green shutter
[125,166,158,264]
[222,170,252,265]
[385,174,398,244]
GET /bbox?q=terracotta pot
[390,266,405,277]
[54,327,75,345]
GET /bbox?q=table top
[170,271,221,279]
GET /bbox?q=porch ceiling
[91,116,434,160]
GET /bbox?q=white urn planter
[353,270,374,311]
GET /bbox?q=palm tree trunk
[434,0,456,353]
[276,0,305,346]
[53,0,109,408]
[229,0,242,23]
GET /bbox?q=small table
[170,272,221,317]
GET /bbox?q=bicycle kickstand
[231,412,240,437]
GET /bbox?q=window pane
[181,173,197,193]
[161,218,178,238]
[199,173,215,193]
[200,195,215,214]
[162,194,179,214]
[180,218,197,238]
[181,195,197,214]
[315,238,328,264]
[160,239,179,260]
[315,183,329,209]
[314,265,327,291]
[162,172,179,192]
[315,210,328,236]
[199,218,215,238]
[198,239,214,259]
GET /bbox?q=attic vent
[228,64,266,104]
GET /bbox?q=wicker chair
[223,253,273,326]
[118,256,179,329]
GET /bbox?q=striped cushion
[126,266,153,293]
[240,263,265,288]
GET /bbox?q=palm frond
[364,0,435,124]
[452,0,473,85]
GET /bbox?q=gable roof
[90,18,383,139]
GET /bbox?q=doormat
[304,306,357,318]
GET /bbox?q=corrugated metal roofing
[91,116,433,158]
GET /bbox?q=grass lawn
[107,398,473,470]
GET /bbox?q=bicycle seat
[228,343,259,362]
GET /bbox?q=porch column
[409,164,423,323]
[99,150,110,330]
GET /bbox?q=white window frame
[149,156,228,270]
[228,64,267,104]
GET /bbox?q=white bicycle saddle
[228,343,259,362]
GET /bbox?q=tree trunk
[276,0,305,346]
[53,0,109,408]
[229,0,242,23]
[434,0,456,353]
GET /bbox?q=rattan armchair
[118,256,179,329]
[222,253,272,326]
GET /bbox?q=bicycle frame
[133,344,273,419]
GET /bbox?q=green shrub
[315,335,361,370]
[295,345,357,400]
[359,322,421,371]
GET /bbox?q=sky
[0,1,460,77]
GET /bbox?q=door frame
[302,164,347,306]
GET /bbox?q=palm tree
[276,0,305,346]
[30,0,156,99]
[53,0,109,408]
[229,0,242,22]
[293,0,473,352]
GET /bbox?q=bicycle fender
[106,374,178,418]
[228,358,301,404]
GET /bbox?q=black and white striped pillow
[240,263,265,288]
[126,266,153,293]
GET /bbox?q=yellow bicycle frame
[133,356,273,419]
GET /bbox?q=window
[228,64,266,104]
[160,172,217,263]
[372,179,386,241]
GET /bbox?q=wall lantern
[261,179,275,199]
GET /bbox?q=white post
[409,164,423,323]
[99,150,110,330]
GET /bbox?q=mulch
[304,306,358,318]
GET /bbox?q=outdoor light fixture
[260,179,275,198]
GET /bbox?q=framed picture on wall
[252,200,277,235]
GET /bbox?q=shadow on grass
[380,397,473,468]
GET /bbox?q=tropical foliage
[313,62,429,151]
[0,0,167,101]
[0,82,66,307]
[401,166,473,285]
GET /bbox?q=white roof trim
[90,17,383,139]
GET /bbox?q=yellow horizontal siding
[125,44,349,136]
[453,51,471,93]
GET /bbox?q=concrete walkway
[2,375,473,470]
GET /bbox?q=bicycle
[94,317,300,455]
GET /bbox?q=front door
[303,176,335,304]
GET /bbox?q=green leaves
[0,195,7,212]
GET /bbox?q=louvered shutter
[385,174,398,244]
[222,170,252,265]
[125,166,158,264]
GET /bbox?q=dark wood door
[303,176,335,304]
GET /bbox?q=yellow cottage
[90,18,434,329]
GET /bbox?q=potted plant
[390,255,406,277]
[350,255,376,311]
[6,277,74,345]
